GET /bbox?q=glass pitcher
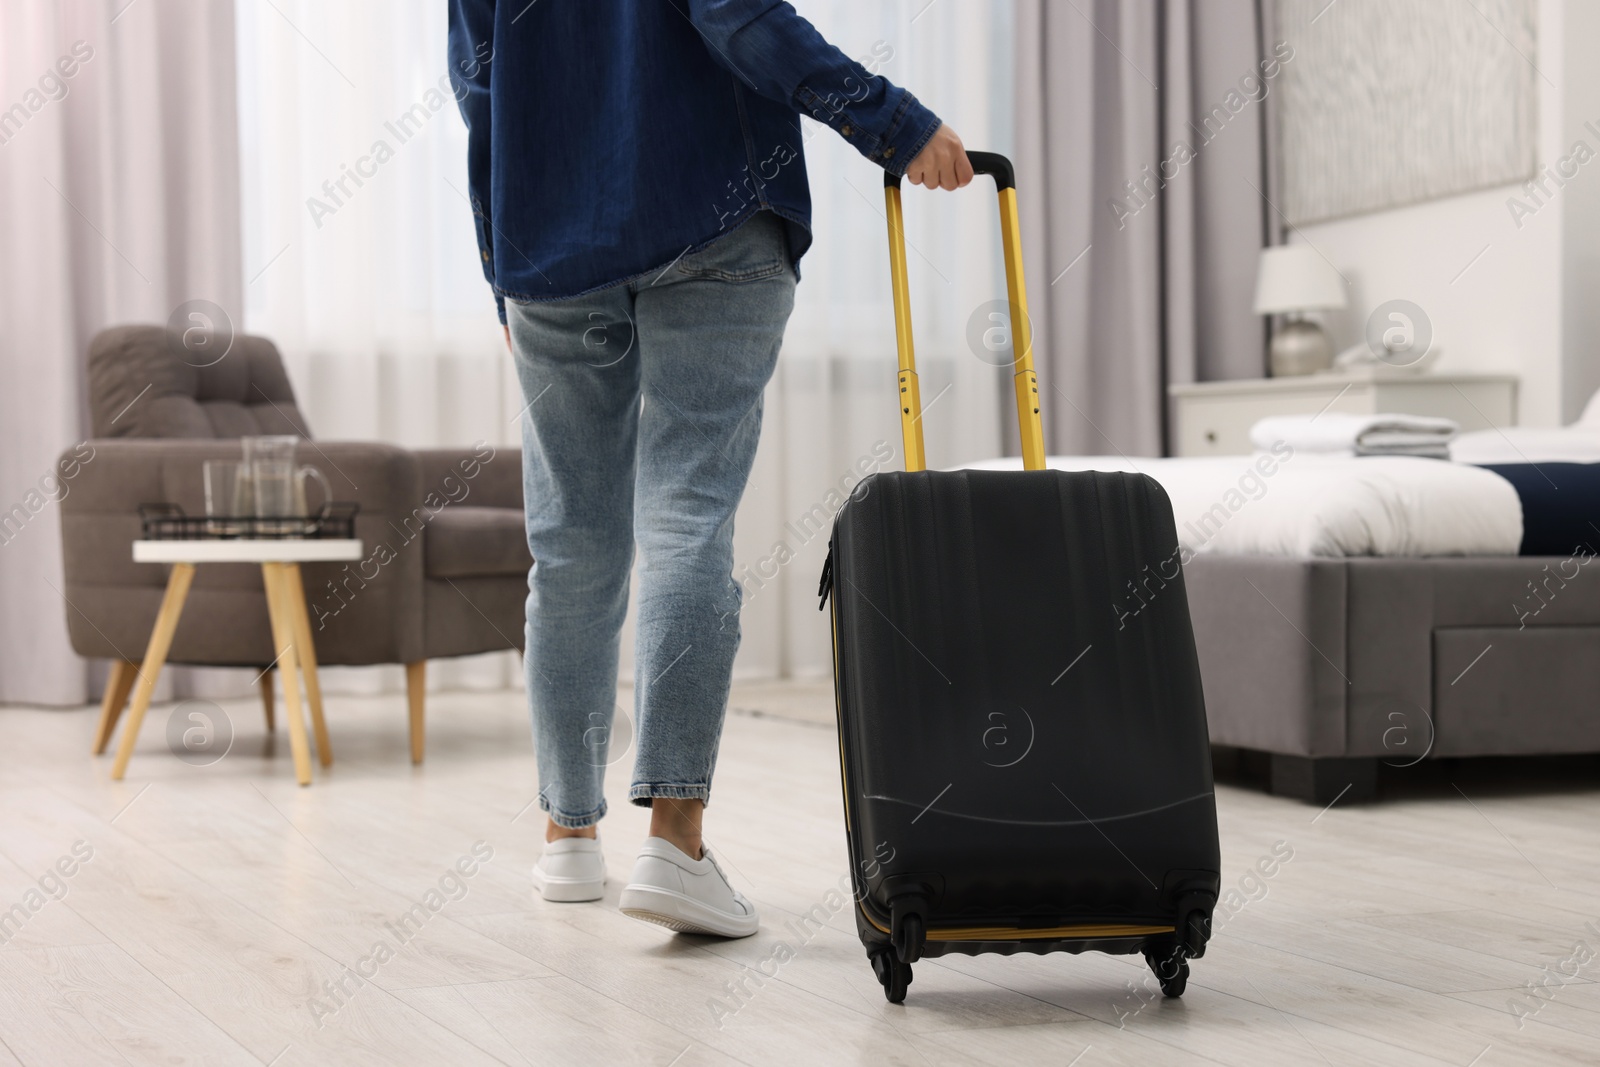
[241,435,330,534]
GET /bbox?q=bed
[966,448,1600,803]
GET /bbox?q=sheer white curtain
[234,0,519,440]
[233,0,1013,688]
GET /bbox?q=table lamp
[1253,245,1347,377]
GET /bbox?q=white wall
[1288,0,1575,428]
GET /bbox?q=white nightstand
[1167,373,1519,457]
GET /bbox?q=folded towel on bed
[1249,412,1458,457]
[1352,432,1450,459]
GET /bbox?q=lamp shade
[1252,244,1347,314]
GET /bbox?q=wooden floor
[1,681,1598,1066]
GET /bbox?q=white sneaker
[532,836,606,902]
[619,837,758,938]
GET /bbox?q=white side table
[1167,372,1519,456]
[104,539,363,786]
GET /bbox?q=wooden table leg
[111,565,196,780]
[93,659,139,755]
[262,563,314,786]
[259,669,275,732]
[285,563,331,767]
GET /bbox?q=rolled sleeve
[795,79,942,176]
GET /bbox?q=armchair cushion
[89,325,311,439]
[413,442,530,577]
[413,445,523,511]
[424,507,531,579]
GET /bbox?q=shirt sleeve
[448,0,506,325]
[683,0,944,177]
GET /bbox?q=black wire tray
[138,502,360,540]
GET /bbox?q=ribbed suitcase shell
[826,467,1220,969]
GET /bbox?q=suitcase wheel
[892,912,924,964]
[1145,946,1190,999]
[870,946,912,1004]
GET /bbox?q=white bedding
[962,452,1523,558]
[1450,426,1600,465]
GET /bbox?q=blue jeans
[507,213,797,829]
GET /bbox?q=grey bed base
[1182,555,1600,803]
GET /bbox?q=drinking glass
[202,460,251,536]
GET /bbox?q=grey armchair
[60,324,530,763]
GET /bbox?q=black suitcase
[819,152,1221,1004]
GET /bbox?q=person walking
[449,0,972,938]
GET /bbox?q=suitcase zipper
[816,540,834,610]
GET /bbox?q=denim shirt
[448,0,943,319]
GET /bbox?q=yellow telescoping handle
[883,151,1046,473]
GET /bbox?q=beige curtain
[0,0,241,704]
[1012,0,1270,458]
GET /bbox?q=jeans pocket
[676,214,790,283]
